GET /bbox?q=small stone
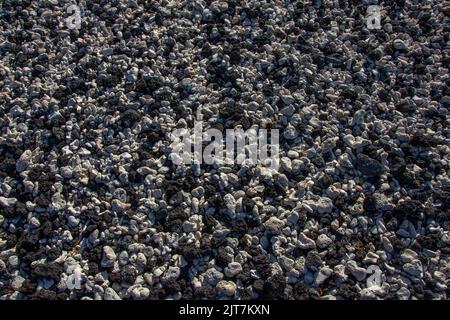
[278,256,295,271]
[372,193,393,211]
[223,194,236,216]
[67,216,79,228]
[111,199,131,212]
[120,109,141,128]
[281,95,295,105]
[298,232,316,250]
[381,236,393,253]
[101,246,117,268]
[103,48,114,56]
[315,266,333,286]
[396,287,410,300]
[0,197,17,208]
[264,216,285,234]
[283,125,298,140]
[280,105,295,116]
[287,211,299,224]
[212,228,230,238]
[276,173,289,190]
[30,217,41,229]
[400,249,418,263]
[104,287,121,300]
[16,150,32,172]
[356,154,385,177]
[118,251,129,266]
[210,1,228,13]
[393,39,407,51]
[7,255,19,270]
[192,160,201,176]
[216,280,236,297]
[161,266,180,282]
[287,150,299,158]
[351,109,366,126]
[191,186,205,198]
[403,260,423,278]
[305,251,322,271]
[61,167,73,178]
[135,253,147,267]
[131,286,150,300]
[346,260,367,281]
[126,73,138,83]
[182,221,197,233]
[10,275,25,291]
[224,262,242,278]
[203,268,224,286]
[316,197,333,214]
[384,23,393,33]
[316,234,333,249]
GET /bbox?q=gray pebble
[101,246,117,268]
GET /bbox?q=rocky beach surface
[0,0,448,300]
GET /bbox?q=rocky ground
[0,0,449,300]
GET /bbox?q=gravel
[0,0,448,301]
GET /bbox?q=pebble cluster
[0,0,449,300]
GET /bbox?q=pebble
[223,194,236,216]
[315,266,333,286]
[281,95,295,105]
[263,217,285,234]
[191,186,205,198]
[316,234,333,249]
[316,197,334,214]
[346,260,367,281]
[101,246,117,268]
[203,268,224,286]
[393,39,407,51]
[280,105,295,116]
[356,155,385,177]
[16,150,32,172]
[400,249,419,263]
[216,280,237,297]
[224,262,243,278]
[396,287,411,300]
[0,197,17,208]
[403,260,423,278]
[104,288,122,300]
[10,276,25,291]
[298,233,317,250]
[162,267,181,282]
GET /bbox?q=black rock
[31,263,64,281]
[356,154,385,177]
[120,109,141,128]
[262,274,286,299]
